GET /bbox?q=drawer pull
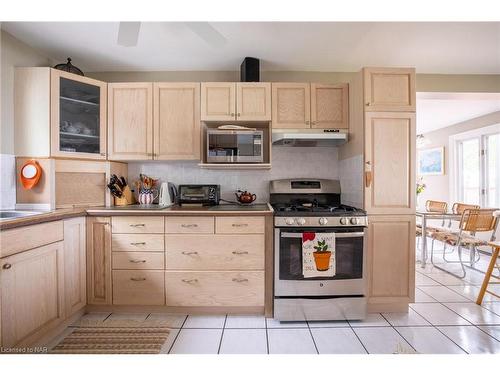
[232,223,248,227]
[181,251,198,255]
[2,263,12,270]
[181,224,198,228]
[130,242,146,246]
[129,259,146,263]
[129,224,146,227]
[130,277,146,281]
[181,278,198,284]
[232,277,249,283]
[232,251,249,255]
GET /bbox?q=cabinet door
[236,83,271,121]
[86,216,112,305]
[108,82,153,160]
[310,83,348,129]
[367,215,415,308]
[50,69,107,160]
[364,112,416,215]
[364,67,416,112]
[1,242,64,348]
[200,82,236,121]
[271,83,310,128]
[64,217,86,317]
[154,83,201,160]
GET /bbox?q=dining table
[415,209,500,268]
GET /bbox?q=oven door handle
[280,232,364,238]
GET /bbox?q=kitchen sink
[0,210,43,220]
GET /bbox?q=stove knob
[296,218,306,226]
[319,217,328,226]
[285,218,295,225]
[339,217,348,225]
[350,217,359,225]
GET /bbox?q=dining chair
[476,241,500,305]
[430,208,499,278]
[416,200,448,252]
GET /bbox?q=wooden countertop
[1,204,274,230]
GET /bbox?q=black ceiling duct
[240,57,260,82]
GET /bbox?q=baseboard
[367,302,409,313]
[86,305,265,315]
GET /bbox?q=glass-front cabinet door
[50,70,107,159]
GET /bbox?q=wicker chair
[416,200,448,252]
[430,208,499,278]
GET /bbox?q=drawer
[165,216,214,234]
[112,270,165,305]
[165,271,264,306]
[215,216,265,234]
[112,234,164,252]
[112,216,164,234]
[0,220,63,258]
[112,252,164,270]
[166,234,264,270]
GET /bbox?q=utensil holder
[114,186,136,206]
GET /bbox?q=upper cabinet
[311,83,349,129]
[271,83,349,129]
[154,83,201,160]
[108,83,153,160]
[201,82,271,121]
[363,67,416,112]
[271,83,310,129]
[15,68,107,160]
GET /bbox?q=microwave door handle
[280,232,364,238]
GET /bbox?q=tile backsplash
[128,147,344,203]
[0,154,16,209]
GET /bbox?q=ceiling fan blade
[184,22,227,47]
[117,22,141,47]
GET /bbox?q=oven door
[274,228,366,297]
[207,131,263,163]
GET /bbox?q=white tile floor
[56,241,500,354]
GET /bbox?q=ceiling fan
[117,22,228,47]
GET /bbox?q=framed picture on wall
[418,147,445,175]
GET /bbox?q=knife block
[114,185,135,206]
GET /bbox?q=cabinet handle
[365,171,372,188]
[366,102,371,106]
[100,153,105,156]
[181,224,198,228]
[232,223,248,227]
[130,242,146,246]
[232,277,248,283]
[311,121,316,125]
[181,251,198,255]
[129,223,145,227]
[130,277,146,281]
[2,263,12,270]
[232,251,248,255]
[237,113,241,117]
[306,121,310,125]
[129,259,146,263]
[231,113,235,117]
[181,278,198,284]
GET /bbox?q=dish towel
[302,232,336,278]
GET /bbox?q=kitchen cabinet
[363,67,416,112]
[107,82,154,160]
[366,215,415,310]
[271,83,310,129]
[86,216,112,305]
[153,83,201,160]
[15,68,107,160]
[63,217,86,317]
[201,82,271,121]
[364,111,416,215]
[271,83,349,129]
[1,242,64,348]
[311,83,349,129]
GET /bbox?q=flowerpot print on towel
[302,232,336,278]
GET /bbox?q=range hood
[272,129,348,147]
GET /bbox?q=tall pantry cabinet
[363,67,416,312]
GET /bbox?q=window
[455,129,500,207]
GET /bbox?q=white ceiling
[416,92,500,133]
[2,22,500,73]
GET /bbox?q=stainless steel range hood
[272,129,348,147]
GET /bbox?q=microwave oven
[207,129,263,163]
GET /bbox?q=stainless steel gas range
[270,178,367,321]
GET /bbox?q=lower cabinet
[366,215,415,310]
[0,241,64,348]
[113,270,165,305]
[63,217,87,317]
